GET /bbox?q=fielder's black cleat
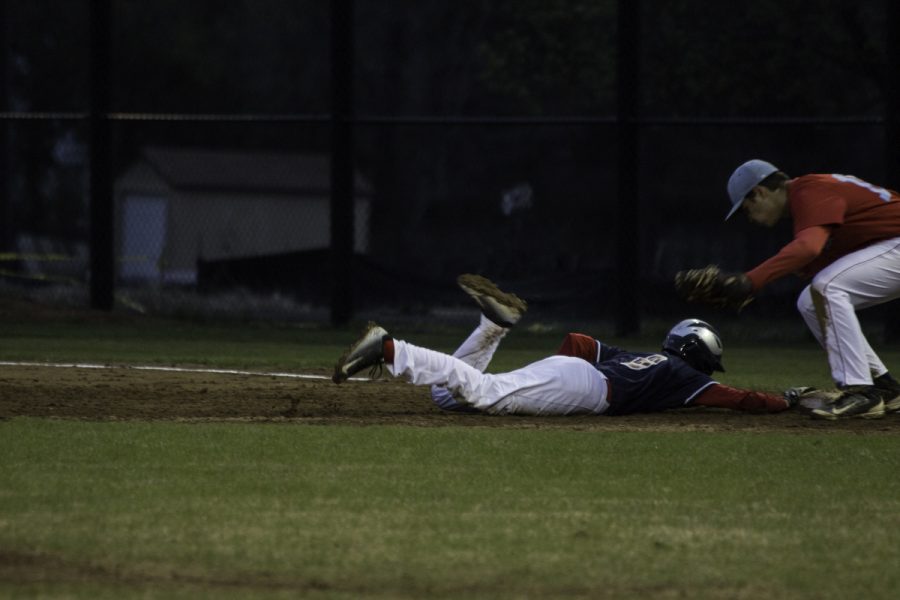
[332,322,389,384]
[873,372,900,413]
[811,385,885,420]
[457,274,527,328]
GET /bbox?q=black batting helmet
[662,318,724,375]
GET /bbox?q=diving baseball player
[333,275,791,416]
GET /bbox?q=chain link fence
[2,0,897,341]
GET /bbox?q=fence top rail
[0,111,886,126]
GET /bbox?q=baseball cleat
[332,321,389,384]
[884,396,900,414]
[873,372,900,413]
[457,274,527,328]
[810,386,885,420]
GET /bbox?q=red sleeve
[556,333,599,364]
[692,383,789,413]
[744,226,830,290]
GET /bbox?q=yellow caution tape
[0,253,152,263]
[0,252,75,262]
[0,268,81,285]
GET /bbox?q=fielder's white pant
[796,236,900,387]
[389,315,609,415]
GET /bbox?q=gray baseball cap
[725,159,778,220]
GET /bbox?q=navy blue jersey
[595,343,716,415]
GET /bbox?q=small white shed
[114,146,372,284]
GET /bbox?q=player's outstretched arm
[692,383,790,412]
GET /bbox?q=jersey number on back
[622,354,668,370]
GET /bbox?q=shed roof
[142,146,372,195]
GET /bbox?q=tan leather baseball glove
[674,265,754,311]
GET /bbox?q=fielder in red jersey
[718,160,900,420]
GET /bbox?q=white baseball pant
[429,315,508,411]
[390,315,609,415]
[796,235,900,387]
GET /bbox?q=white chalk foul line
[0,361,358,381]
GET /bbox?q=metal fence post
[89,0,114,310]
[616,0,640,335]
[885,0,900,342]
[330,0,354,326]
[0,0,10,254]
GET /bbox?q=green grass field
[2,316,900,598]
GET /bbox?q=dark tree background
[2,0,895,324]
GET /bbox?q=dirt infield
[2,362,898,433]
